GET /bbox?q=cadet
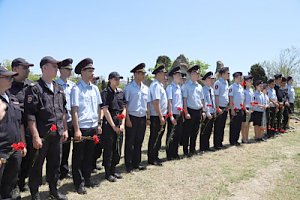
[101,72,126,182]
[200,71,216,152]
[165,66,184,160]
[182,65,204,157]
[124,63,149,173]
[241,74,254,144]
[267,79,279,136]
[286,76,295,129]
[228,72,245,146]
[71,58,102,194]
[0,67,25,200]
[213,67,230,150]
[55,58,75,180]
[9,58,34,193]
[147,64,168,166]
[25,56,68,200]
[278,77,289,132]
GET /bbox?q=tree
[188,59,209,76]
[1,59,12,70]
[155,55,172,71]
[250,64,267,83]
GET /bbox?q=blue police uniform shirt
[213,77,229,107]
[166,81,183,115]
[287,84,295,103]
[263,93,269,106]
[202,85,216,115]
[71,79,102,128]
[267,88,277,107]
[55,78,75,122]
[148,79,167,116]
[182,80,204,110]
[253,90,264,112]
[228,82,244,109]
[124,80,149,117]
[244,88,254,109]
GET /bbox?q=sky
[0,0,299,79]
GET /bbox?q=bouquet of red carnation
[1,142,26,164]
[116,114,125,120]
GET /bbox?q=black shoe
[126,166,134,173]
[133,165,147,171]
[113,173,123,179]
[76,185,87,195]
[85,180,99,188]
[148,161,163,166]
[31,192,41,200]
[106,175,117,182]
[60,172,72,180]
[49,192,68,200]
[214,146,222,150]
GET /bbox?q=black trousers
[166,114,183,158]
[92,140,103,170]
[29,134,61,195]
[229,109,244,145]
[148,116,166,163]
[182,108,202,155]
[214,107,228,148]
[72,127,96,188]
[125,115,146,170]
[60,121,74,177]
[200,115,215,151]
[282,107,289,129]
[268,107,276,129]
[0,151,21,199]
[276,106,283,130]
[102,120,123,169]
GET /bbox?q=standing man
[71,58,102,194]
[147,64,168,166]
[0,67,25,200]
[124,63,149,173]
[55,58,75,180]
[165,66,184,160]
[182,65,204,157]
[213,67,230,150]
[25,56,68,200]
[286,76,295,129]
[228,72,245,146]
[10,58,34,193]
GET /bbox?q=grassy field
[21,118,300,200]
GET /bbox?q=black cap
[244,74,253,81]
[130,63,146,73]
[202,71,215,80]
[287,76,293,82]
[40,56,61,68]
[75,58,94,74]
[152,64,167,75]
[254,80,263,87]
[274,73,282,79]
[58,58,73,70]
[267,79,275,84]
[12,58,34,67]
[219,67,229,74]
[168,66,182,77]
[233,72,243,78]
[108,72,123,79]
[0,66,18,77]
[281,77,287,82]
[187,65,200,73]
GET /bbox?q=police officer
[25,56,68,200]
[165,66,184,160]
[71,58,102,194]
[278,77,289,132]
[182,65,204,157]
[101,72,126,182]
[147,64,168,166]
[9,58,34,193]
[267,79,279,136]
[200,71,216,152]
[213,67,230,150]
[0,67,25,200]
[124,63,149,173]
[286,76,295,129]
[55,58,75,180]
[228,72,245,146]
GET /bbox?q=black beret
[58,58,73,70]
[75,58,94,74]
[274,73,282,79]
[40,56,61,68]
[130,63,146,73]
[244,75,253,81]
[152,64,167,75]
[202,71,215,80]
[287,76,293,82]
[233,72,243,78]
[187,65,200,73]
[108,72,123,79]
[168,66,182,77]
[281,77,287,82]
[267,79,275,84]
[12,58,34,67]
[254,80,263,87]
[218,67,229,74]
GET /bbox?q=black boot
[105,166,116,182]
[111,165,122,179]
[49,184,68,200]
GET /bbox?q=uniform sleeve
[182,85,188,98]
[228,85,234,97]
[200,87,204,100]
[151,84,161,100]
[24,86,39,121]
[166,85,173,100]
[214,81,220,95]
[101,90,109,108]
[71,86,79,107]
[96,87,102,105]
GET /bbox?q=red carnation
[11,143,19,151]
[165,113,172,119]
[17,142,26,150]
[50,124,58,132]
[207,104,212,107]
[93,135,100,144]
[241,81,246,87]
[116,114,125,120]
[240,103,246,111]
[234,107,238,112]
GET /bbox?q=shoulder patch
[215,85,219,89]
[229,88,232,93]
[27,95,33,103]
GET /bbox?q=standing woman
[101,72,126,182]
[241,74,254,143]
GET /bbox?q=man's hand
[119,124,125,133]
[74,130,82,141]
[21,147,27,157]
[33,136,43,149]
[159,116,166,125]
[62,130,68,142]
[97,125,102,134]
[185,113,191,120]
[125,118,132,128]
[170,116,177,126]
